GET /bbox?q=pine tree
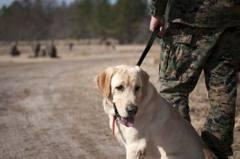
[113,0,147,43]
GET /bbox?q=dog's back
[146,84,217,159]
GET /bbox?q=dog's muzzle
[126,104,138,117]
[113,103,138,127]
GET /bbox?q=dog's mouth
[120,116,135,127]
[113,103,135,127]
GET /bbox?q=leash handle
[136,30,159,66]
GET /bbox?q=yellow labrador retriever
[96,65,216,159]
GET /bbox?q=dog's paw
[137,150,146,159]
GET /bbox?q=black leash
[113,103,121,119]
[136,30,159,66]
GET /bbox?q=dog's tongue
[121,117,134,127]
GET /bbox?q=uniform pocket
[174,34,193,45]
[160,25,197,80]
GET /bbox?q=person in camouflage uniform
[149,0,240,158]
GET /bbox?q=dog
[96,65,216,159]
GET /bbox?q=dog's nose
[126,104,138,116]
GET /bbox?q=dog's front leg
[126,148,146,159]
[126,142,146,159]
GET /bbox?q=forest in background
[0,0,150,43]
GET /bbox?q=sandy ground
[0,44,239,159]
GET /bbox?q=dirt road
[0,48,239,159]
[0,53,141,159]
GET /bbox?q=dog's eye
[116,85,124,91]
[135,86,140,92]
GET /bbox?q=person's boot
[201,131,233,159]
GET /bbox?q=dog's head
[96,65,149,126]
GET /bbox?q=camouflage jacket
[150,0,240,28]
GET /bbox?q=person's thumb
[158,26,166,38]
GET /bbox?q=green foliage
[0,0,149,43]
[113,0,147,43]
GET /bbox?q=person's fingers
[149,22,158,32]
[158,26,166,38]
[149,16,160,32]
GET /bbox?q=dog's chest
[112,120,133,145]
[110,117,139,145]
[109,117,170,158]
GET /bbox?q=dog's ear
[136,66,149,84]
[96,68,114,98]
[141,69,149,84]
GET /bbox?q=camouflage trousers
[159,24,239,159]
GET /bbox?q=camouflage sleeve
[149,0,168,16]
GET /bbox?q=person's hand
[149,16,166,37]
